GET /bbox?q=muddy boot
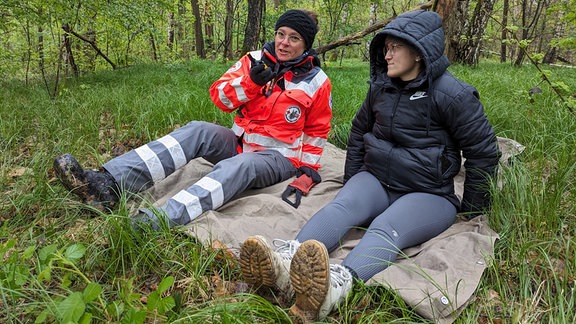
[289,240,353,322]
[54,153,119,211]
[240,236,301,303]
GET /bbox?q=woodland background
[1,0,576,323]
[2,0,576,90]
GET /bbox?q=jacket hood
[369,10,449,82]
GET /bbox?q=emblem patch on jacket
[226,61,242,73]
[285,106,302,123]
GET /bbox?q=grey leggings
[295,171,457,281]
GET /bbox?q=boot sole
[289,240,329,322]
[240,236,277,288]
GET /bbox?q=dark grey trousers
[296,171,457,281]
[103,121,297,227]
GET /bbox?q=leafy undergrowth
[2,59,576,322]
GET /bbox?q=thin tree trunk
[149,28,158,61]
[224,0,234,59]
[513,0,547,66]
[543,9,565,64]
[500,0,509,62]
[243,0,264,53]
[433,0,458,60]
[62,24,117,69]
[454,0,496,65]
[204,1,214,54]
[177,0,188,59]
[191,0,206,58]
[167,12,175,51]
[62,23,79,77]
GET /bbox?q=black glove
[298,166,322,183]
[248,53,275,86]
[282,166,322,208]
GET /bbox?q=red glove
[282,167,321,208]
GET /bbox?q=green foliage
[1,59,576,323]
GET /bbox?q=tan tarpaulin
[137,137,524,323]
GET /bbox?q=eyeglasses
[384,44,404,56]
[275,30,303,44]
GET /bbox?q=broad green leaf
[13,265,30,286]
[79,312,93,324]
[122,308,146,324]
[56,292,85,323]
[83,282,102,302]
[158,296,175,315]
[22,244,37,259]
[34,309,49,323]
[157,276,174,294]
[146,291,160,311]
[64,244,87,261]
[39,244,58,262]
[38,267,52,282]
[2,238,16,250]
[106,300,125,318]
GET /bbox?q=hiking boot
[53,153,119,211]
[289,240,353,322]
[240,235,301,299]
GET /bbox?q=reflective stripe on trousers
[103,120,297,228]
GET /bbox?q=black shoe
[53,153,119,211]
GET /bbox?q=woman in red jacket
[53,9,332,230]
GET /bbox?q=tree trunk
[38,25,44,76]
[242,0,264,53]
[149,29,158,61]
[543,10,565,64]
[62,23,79,77]
[62,24,117,69]
[83,27,97,72]
[500,0,509,63]
[167,12,175,51]
[442,0,468,63]
[433,0,458,60]
[223,0,234,59]
[513,0,547,66]
[204,1,214,55]
[191,0,206,58]
[453,0,496,65]
[177,0,186,59]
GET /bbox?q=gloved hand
[282,166,322,208]
[248,53,275,86]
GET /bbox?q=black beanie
[275,9,318,50]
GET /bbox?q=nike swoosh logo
[410,91,428,100]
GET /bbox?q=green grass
[1,59,575,323]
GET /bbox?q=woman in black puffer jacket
[239,10,501,322]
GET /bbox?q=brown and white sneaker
[240,235,300,299]
[53,153,119,211]
[289,239,353,322]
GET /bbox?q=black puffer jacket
[344,10,501,214]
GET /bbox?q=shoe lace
[272,239,301,261]
[329,264,352,288]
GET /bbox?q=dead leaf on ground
[8,167,32,178]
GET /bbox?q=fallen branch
[62,24,117,70]
[314,1,433,55]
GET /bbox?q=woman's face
[274,26,306,62]
[384,40,422,81]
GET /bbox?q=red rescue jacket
[209,45,332,170]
